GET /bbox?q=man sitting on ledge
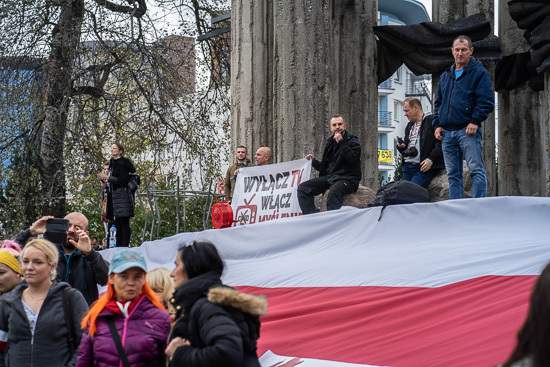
[297,114,362,214]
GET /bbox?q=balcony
[379,111,393,126]
[378,79,394,95]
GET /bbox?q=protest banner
[230,158,311,226]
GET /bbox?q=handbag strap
[61,287,76,357]
[107,317,131,367]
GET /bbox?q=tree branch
[93,0,147,18]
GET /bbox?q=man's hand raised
[29,216,54,236]
[69,229,92,255]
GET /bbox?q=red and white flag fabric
[101,196,550,366]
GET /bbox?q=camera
[230,161,249,180]
[401,146,418,158]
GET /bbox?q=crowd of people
[0,136,269,365]
[0,229,267,366]
[0,34,532,366]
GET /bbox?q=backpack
[368,180,430,220]
[127,174,140,194]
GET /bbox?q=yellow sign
[378,149,393,163]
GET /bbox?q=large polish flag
[101,196,550,366]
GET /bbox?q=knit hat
[108,248,147,275]
[0,252,22,275]
[1,240,22,253]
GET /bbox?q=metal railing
[379,79,393,89]
[378,111,393,127]
[135,177,224,242]
[406,78,432,104]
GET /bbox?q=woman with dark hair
[500,261,550,367]
[97,142,136,247]
[165,241,267,367]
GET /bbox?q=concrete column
[544,72,550,196]
[231,0,273,153]
[232,0,379,190]
[498,0,545,196]
[432,0,497,197]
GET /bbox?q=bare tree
[0,0,231,227]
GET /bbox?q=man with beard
[298,114,361,214]
[225,145,255,202]
[14,212,109,305]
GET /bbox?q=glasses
[110,147,119,151]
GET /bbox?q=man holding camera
[397,97,444,188]
[14,213,109,305]
[225,145,256,202]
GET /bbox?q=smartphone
[44,218,69,245]
[397,136,405,145]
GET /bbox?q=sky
[417,0,432,19]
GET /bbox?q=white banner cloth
[230,158,311,226]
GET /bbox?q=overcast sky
[417,0,432,19]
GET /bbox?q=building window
[394,67,402,84]
[394,100,402,122]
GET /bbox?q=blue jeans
[442,127,487,199]
[402,163,438,188]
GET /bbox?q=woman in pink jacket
[76,249,171,367]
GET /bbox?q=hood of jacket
[171,271,267,317]
[207,287,267,317]
[447,56,483,78]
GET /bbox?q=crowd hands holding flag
[0,211,546,367]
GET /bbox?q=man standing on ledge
[397,97,444,188]
[225,145,255,202]
[298,114,361,214]
[433,35,495,199]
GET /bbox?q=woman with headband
[0,252,21,295]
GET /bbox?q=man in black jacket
[298,114,362,214]
[14,212,109,305]
[397,97,444,188]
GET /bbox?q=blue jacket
[433,57,494,130]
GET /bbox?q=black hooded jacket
[169,271,267,367]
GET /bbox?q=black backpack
[368,180,430,220]
[127,174,140,194]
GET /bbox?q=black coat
[312,130,362,185]
[169,272,267,367]
[0,282,88,367]
[57,247,110,305]
[107,156,136,219]
[397,113,445,171]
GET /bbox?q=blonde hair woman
[148,267,176,317]
[0,238,88,366]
